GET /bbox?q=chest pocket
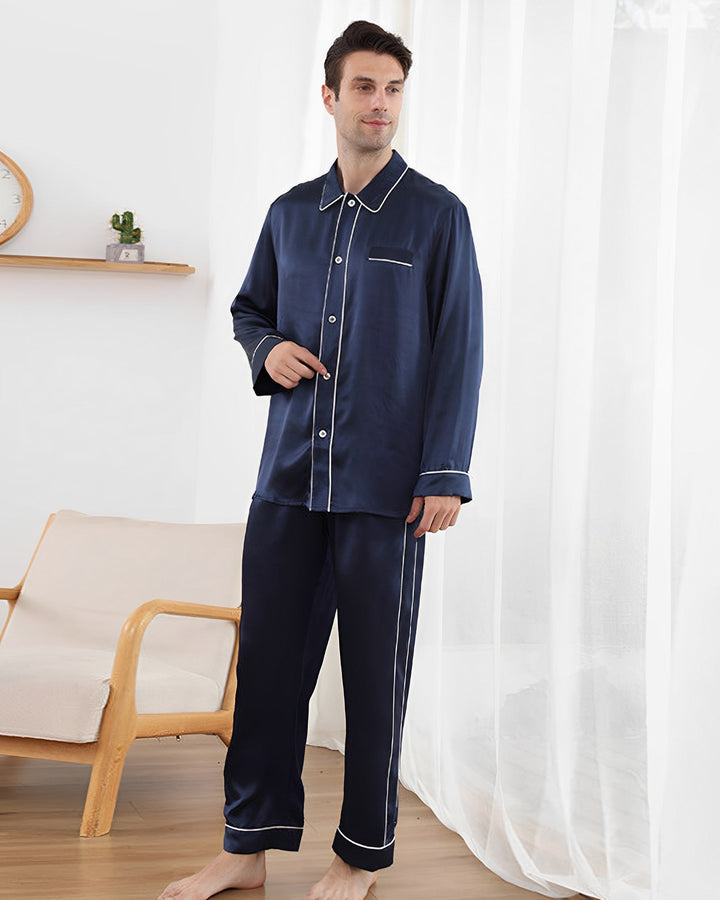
[368,246,414,268]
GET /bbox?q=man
[160,20,482,900]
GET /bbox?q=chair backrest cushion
[3,510,244,684]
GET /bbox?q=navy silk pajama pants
[222,498,426,871]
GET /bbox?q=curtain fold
[206,3,720,898]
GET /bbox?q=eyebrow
[351,75,405,86]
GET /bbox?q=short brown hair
[324,21,412,98]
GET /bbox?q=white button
[323,372,331,381]
[335,256,343,264]
[318,429,328,438]
[347,199,356,207]
[328,315,337,323]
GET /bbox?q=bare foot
[158,849,266,899]
[306,855,377,900]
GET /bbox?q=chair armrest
[110,599,241,696]
[0,515,55,622]
[0,586,21,645]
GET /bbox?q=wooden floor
[0,735,580,900]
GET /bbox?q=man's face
[322,50,405,155]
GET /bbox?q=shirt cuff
[413,470,472,504]
[250,334,285,396]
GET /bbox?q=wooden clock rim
[0,149,34,246]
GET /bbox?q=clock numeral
[1,169,10,179]
[0,219,7,229]
[11,193,21,204]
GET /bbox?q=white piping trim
[368,257,413,268]
[337,827,396,851]
[250,333,282,368]
[327,203,362,511]
[319,183,344,211]
[319,194,343,211]
[358,165,409,213]
[225,823,303,832]
[399,540,420,748]
[419,469,469,477]
[401,541,419,718]
[310,197,346,508]
[384,522,409,843]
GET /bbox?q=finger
[278,363,303,383]
[413,507,435,538]
[439,511,455,531]
[265,352,295,385]
[286,360,318,380]
[276,372,300,389]
[266,341,326,381]
[417,501,458,536]
[437,503,458,530]
[293,347,327,376]
[428,512,443,534]
[406,496,424,523]
[437,505,460,531]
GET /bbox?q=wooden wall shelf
[0,254,195,275]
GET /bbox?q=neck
[336,145,393,196]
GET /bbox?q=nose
[372,89,388,111]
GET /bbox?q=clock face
[0,168,23,231]
[0,150,33,246]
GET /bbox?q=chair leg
[80,738,133,837]
[80,705,136,837]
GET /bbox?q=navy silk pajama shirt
[225,150,483,870]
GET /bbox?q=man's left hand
[406,495,461,538]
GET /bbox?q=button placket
[310,199,359,511]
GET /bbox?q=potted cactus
[106,210,145,263]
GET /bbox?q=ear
[321,84,336,117]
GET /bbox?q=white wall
[0,0,219,582]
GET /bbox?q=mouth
[363,119,390,128]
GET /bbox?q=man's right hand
[265,340,327,389]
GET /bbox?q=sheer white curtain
[205,3,720,899]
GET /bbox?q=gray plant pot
[106,242,145,263]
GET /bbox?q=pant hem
[332,829,394,871]
[223,824,303,854]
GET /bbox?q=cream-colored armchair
[0,510,245,836]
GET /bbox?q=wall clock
[0,150,33,246]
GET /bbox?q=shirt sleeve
[230,205,287,396]
[413,200,484,503]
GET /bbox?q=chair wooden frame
[0,514,241,836]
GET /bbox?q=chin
[359,135,393,152]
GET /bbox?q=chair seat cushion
[0,648,225,743]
